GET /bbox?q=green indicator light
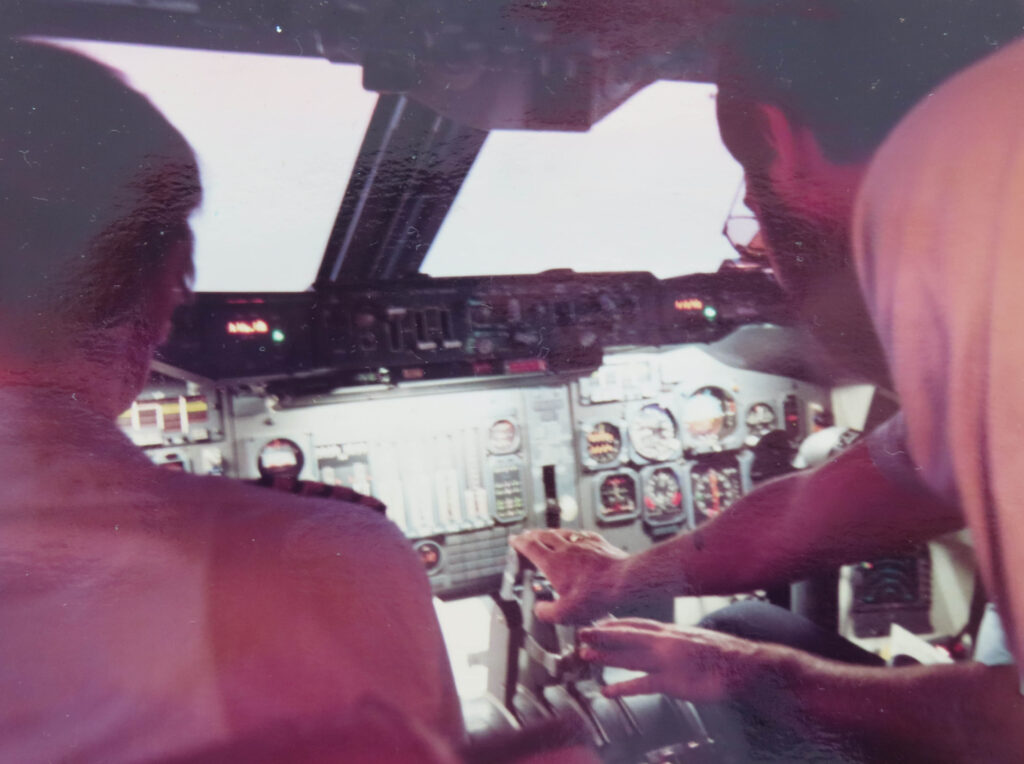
[271,329,286,343]
[703,306,718,320]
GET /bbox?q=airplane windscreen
[52,39,378,293]
[423,81,745,279]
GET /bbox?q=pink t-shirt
[0,389,461,762]
[853,37,1024,663]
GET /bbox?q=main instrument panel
[115,269,825,597]
[123,334,827,598]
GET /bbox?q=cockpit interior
[7,2,983,762]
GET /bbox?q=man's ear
[756,103,805,188]
[150,235,195,345]
[754,102,865,220]
[757,103,844,185]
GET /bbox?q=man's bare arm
[512,439,963,622]
[787,657,1024,763]
[580,620,1024,764]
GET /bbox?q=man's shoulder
[161,472,412,564]
[864,36,1024,190]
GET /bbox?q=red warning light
[505,359,548,375]
[673,297,705,312]
[227,319,269,335]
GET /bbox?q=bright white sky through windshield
[56,40,377,293]
[56,42,742,289]
[425,81,744,279]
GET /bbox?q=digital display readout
[673,297,704,311]
[227,319,270,335]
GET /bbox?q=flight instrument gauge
[488,419,520,454]
[257,438,304,480]
[745,402,778,443]
[684,387,738,448]
[597,472,640,522]
[414,540,444,576]
[642,466,685,525]
[690,464,743,525]
[584,421,623,467]
[628,404,680,462]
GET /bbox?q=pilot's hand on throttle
[509,529,629,623]
[578,618,781,703]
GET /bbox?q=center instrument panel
[125,338,827,599]
[125,269,821,597]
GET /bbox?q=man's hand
[509,529,631,623]
[581,619,1024,763]
[578,618,778,703]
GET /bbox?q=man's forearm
[616,440,963,599]
[763,656,1024,763]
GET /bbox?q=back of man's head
[0,39,200,358]
[715,0,1024,164]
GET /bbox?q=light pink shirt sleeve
[852,38,1024,665]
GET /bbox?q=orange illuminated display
[673,297,704,311]
[505,359,548,374]
[227,319,269,335]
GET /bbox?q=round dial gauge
[585,422,622,466]
[488,419,520,454]
[684,387,738,444]
[598,473,638,520]
[257,438,304,480]
[414,540,443,575]
[643,467,684,523]
[745,402,778,441]
[690,465,743,525]
[628,404,680,462]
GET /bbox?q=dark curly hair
[0,39,201,340]
[714,0,1024,164]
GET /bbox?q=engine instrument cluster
[573,343,824,548]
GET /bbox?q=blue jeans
[697,600,882,762]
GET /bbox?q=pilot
[514,2,1024,760]
[0,40,461,761]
